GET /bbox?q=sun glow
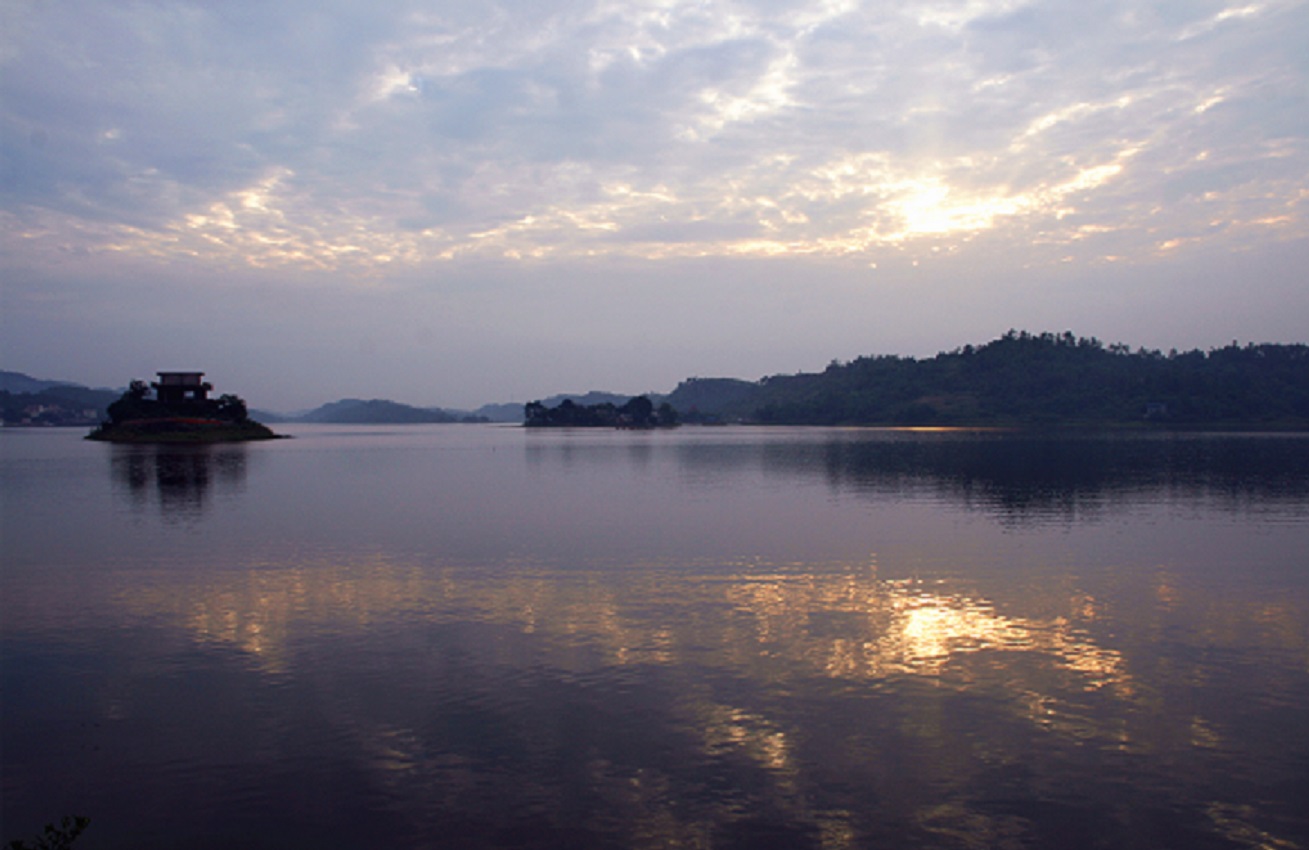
[890,179,1030,238]
[2,97,1232,274]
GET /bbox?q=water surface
[3,425,1308,849]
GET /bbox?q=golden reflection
[118,554,435,673]
[1205,803,1300,850]
[698,704,792,773]
[92,544,1309,846]
[1190,717,1223,750]
[918,802,1030,850]
[103,542,1309,769]
[713,572,1127,699]
[114,553,1141,732]
[685,699,853,845]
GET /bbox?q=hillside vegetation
[669,332,1309,427]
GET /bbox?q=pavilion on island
[151,372,213,404]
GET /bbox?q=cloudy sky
[3,0,1306,410]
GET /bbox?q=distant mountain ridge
[295,398,475,424]
[9,331,1309,429]
[1,371,121,426]
[1,369,105,395]
[0,371,491,426]
[702,332,1309,427]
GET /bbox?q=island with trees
[524,395,679,429]
[87,372,280,443]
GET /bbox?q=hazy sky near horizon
[3,0,1307,410]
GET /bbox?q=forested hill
[676,332,1309,427]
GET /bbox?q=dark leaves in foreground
[7,816,89,850]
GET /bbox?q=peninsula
[87,372,280,443]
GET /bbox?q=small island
[87,372,280,443]
[524,395,679,429]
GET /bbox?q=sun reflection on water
[88,526,1309,850]
[117,552,1136,741]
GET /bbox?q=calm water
[3,425,1308,849]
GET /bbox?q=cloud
[7,0,1303,265]
[2,0,1306,404]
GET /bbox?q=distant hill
[0,366,87,395]
[249,408,292,424]
[1,371,487,427]
[737,331,1309,427]
[1,372,119,426]
[295,398,485,424]
[472,402,529,423]
[665,378,760,421]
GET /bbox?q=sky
[2,0,1307,411]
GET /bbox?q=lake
[3,424,1308,849]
